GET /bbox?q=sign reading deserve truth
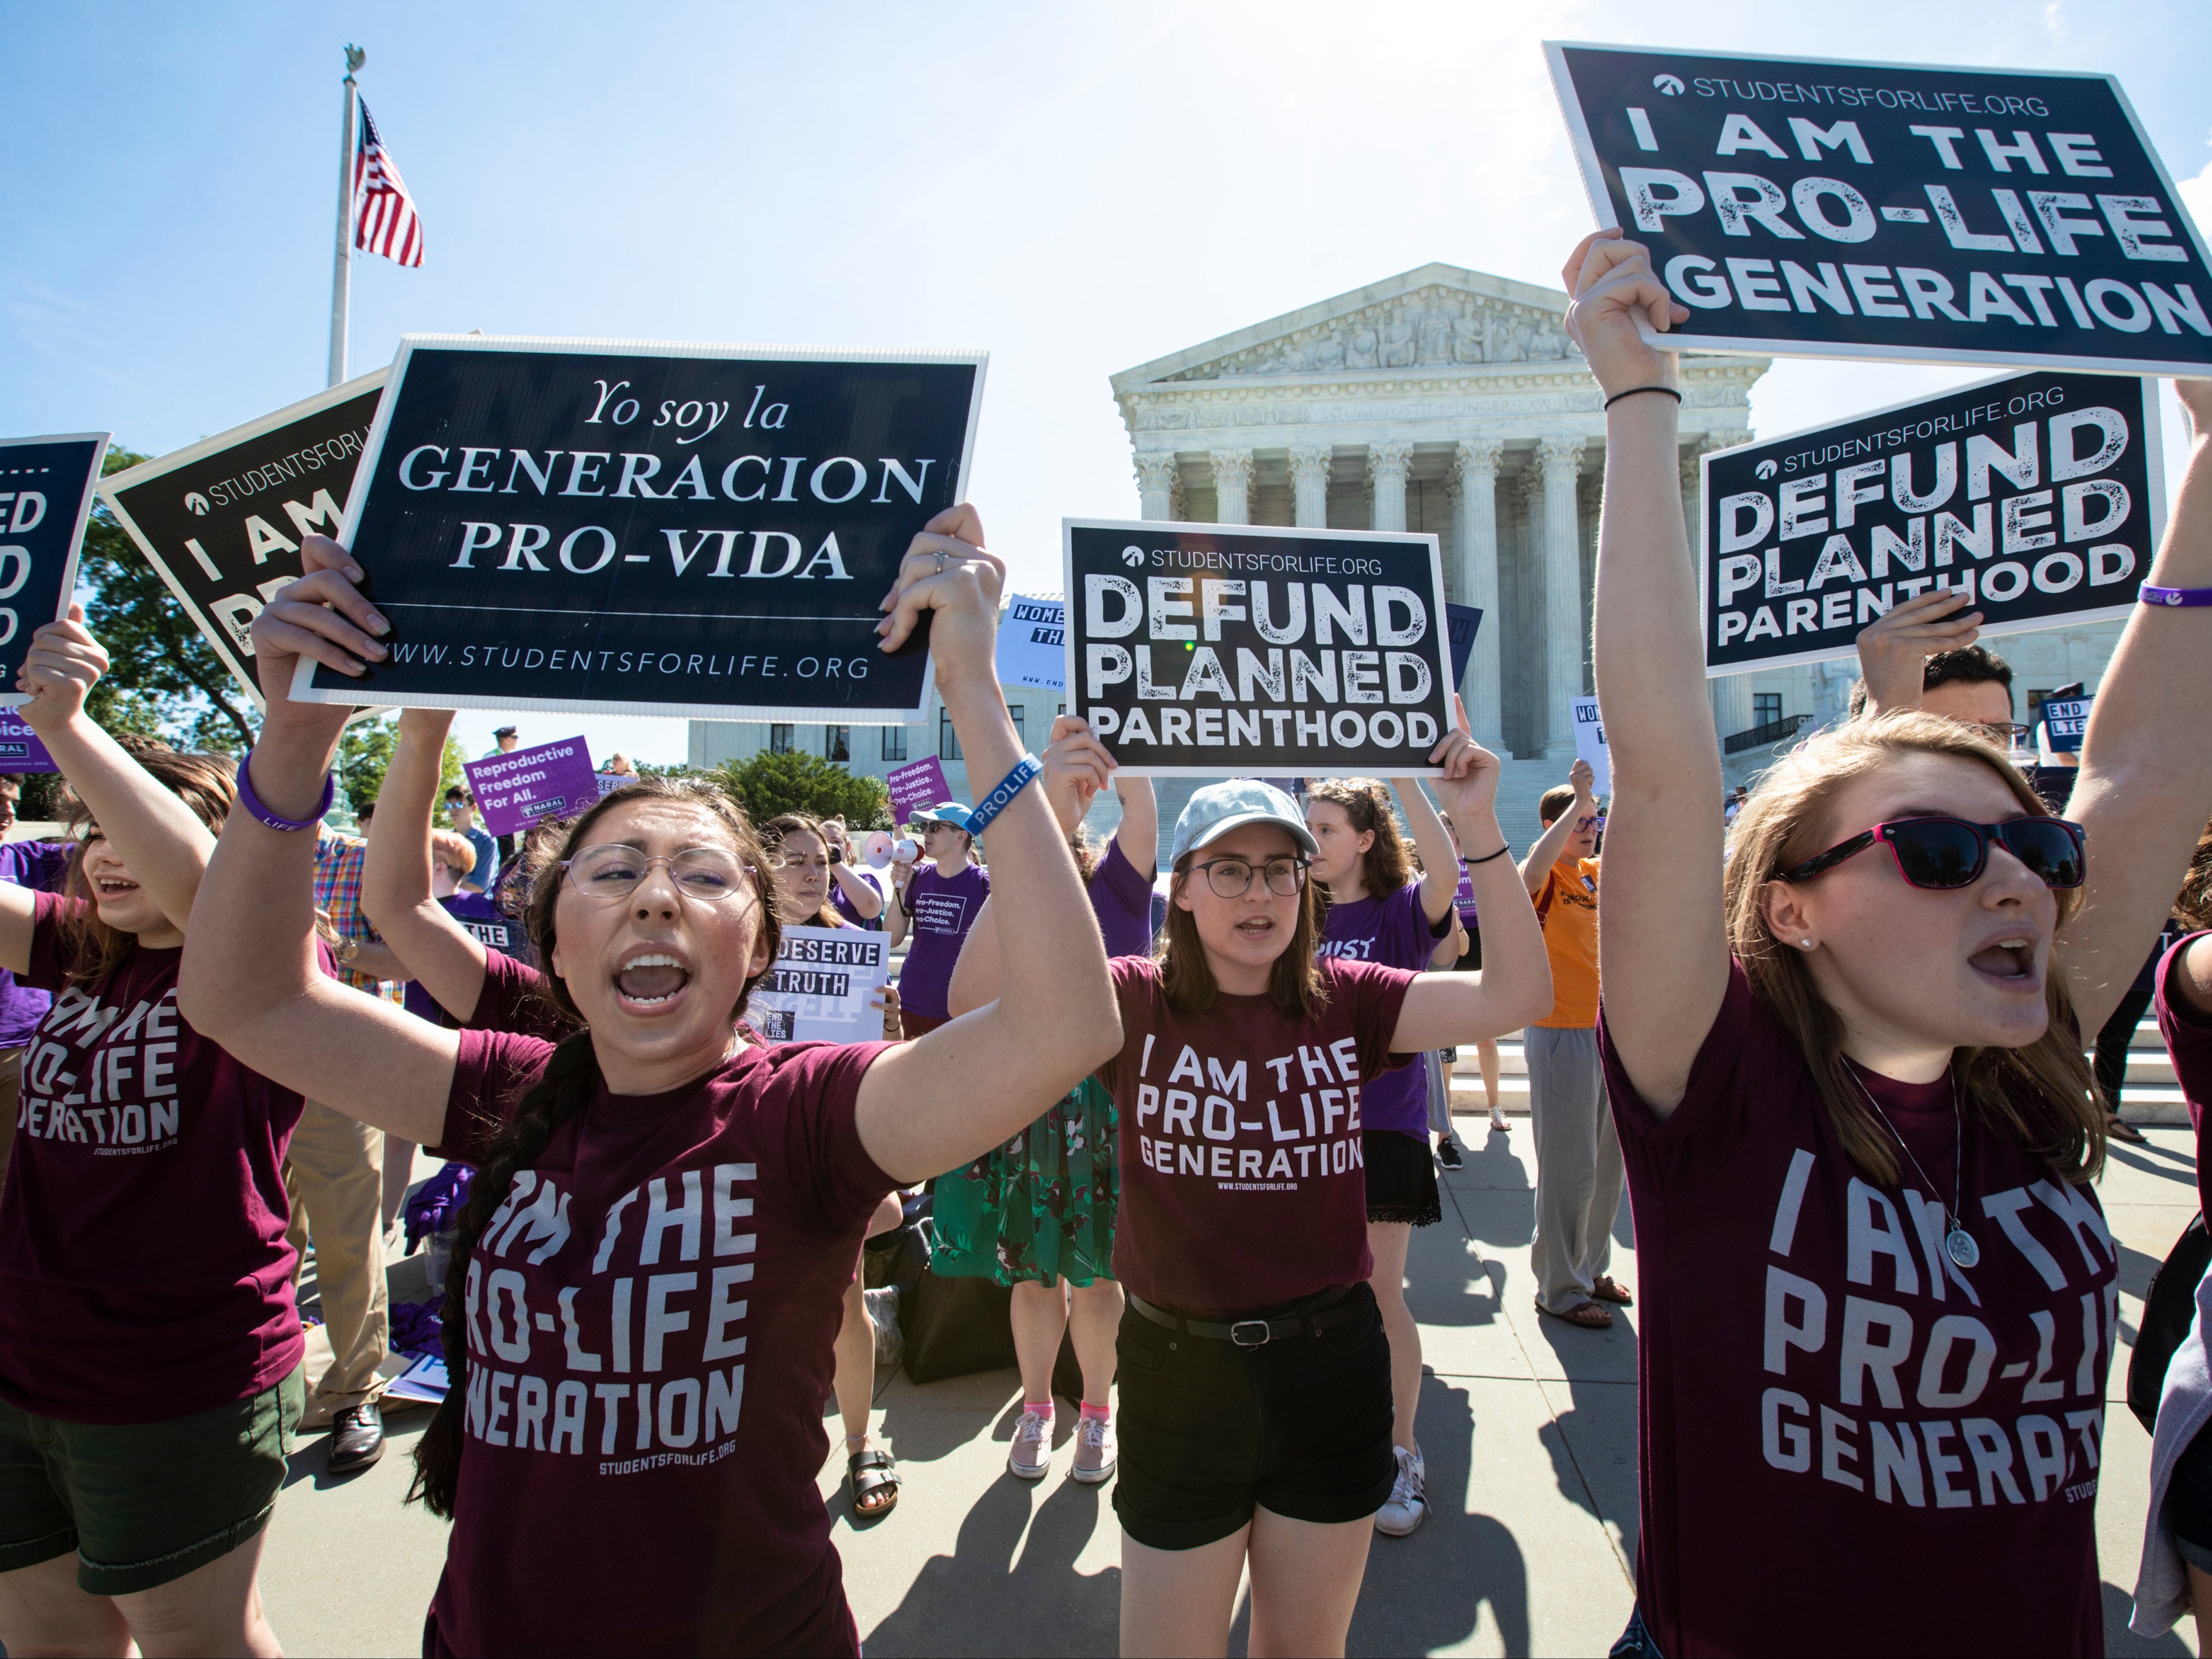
[1546,43,2212,376]
[99,374,385,707]
[1062,520,1454,777]
[1700,369,2159,674]
[0,433,109,708]
[748,925,889,1045]
[294,337,986,720]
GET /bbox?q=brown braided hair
[408,775,782,1517]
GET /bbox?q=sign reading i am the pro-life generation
[1063,520,1455,778]
[0,433,109,708]
[99,374,385,708]
[749,925,889,1044]
[1545,43,2212,375]
[294,337,987,721]
[1701,369,2159,674]
[995,594,1066,690]
[463,736,603,837]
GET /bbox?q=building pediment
[1112,263,1583,391]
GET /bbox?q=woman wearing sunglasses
[176,511,1121,1658]
[1567,223,2212,1658]
[1105,730,1550,1657]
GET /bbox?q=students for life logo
[1653,73,1685,95]
[184,492,210,515]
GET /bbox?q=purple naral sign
[0,712,53,774]
[886,756,951,822]
[464,737,600,837]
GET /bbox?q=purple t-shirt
[2154,930,2212,1224]
[1317,879,1445,1135]
[1089,839,1156,960]
[0,841,72,1048]
[897,862,990,1021]
[1598,963,2114,1657]
[829,870,885,931]
[402,894,534,1028]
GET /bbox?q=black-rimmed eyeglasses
[1190,855,1310,898]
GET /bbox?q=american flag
[352,99,423,267]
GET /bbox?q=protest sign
[1445,604,1484,691]
[1700,369,2159,674]
[0,711,54,774]
[0,433,109,708]
[748,924,889,1044]
[1062,519,1455,778]
[463,736,601,837]
[99,373,384,707]
[2041,693,2091,753]
[996,594,1066,690]
[1570,696,1613,794]
[1545,43,2212,376]
[292,337,986,721]
[885,756,952,821]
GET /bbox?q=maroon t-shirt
[1101,955,1414,1315]
[0,892,320,1423]
[465,948,571,1043]
[2153,929,2212,1223]
[421,1029,896,1657]
[1599,964,2116,1657]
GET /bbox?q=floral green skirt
[929,1073,1118,1286]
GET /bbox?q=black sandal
[848,1447,900,1518]
[2107,1114,2150,1146]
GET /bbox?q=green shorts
[0,1366,303,1596]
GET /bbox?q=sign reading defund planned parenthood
[1545,43,2212,375]
[1701,369,2159,674]
[0,433,109,709]
[1063,521,1454,777]
[294,337,987,720]
[100,373,385,707]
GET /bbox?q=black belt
[1127,1285,1362,1349]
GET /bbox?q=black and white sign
[294,337,986,719]
[2041,693,2091,753]
[748,925,889,1044]
[1062,519,1454,777]
[99,375,384,707]
[1700,369,2159,674]
[1546,42,2212,375]
[0,433,109,708]
[995,594,1066,690]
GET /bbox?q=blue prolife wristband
[237,751,335,832]
[2140,582,2212,608]
[964,754,1043,839]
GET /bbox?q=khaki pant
[0,1047,22,1205]
[284,1101,389,1408]
[1526,1026,1626,1315]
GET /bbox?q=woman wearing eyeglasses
[176,510,1122,1658]
[1103,731,1550,1658]
[1567,223,2212,1659]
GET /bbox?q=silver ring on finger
[935,550,949,573]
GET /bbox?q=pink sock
[1080,1402,1110,1423]
[1024,1399,1053,1418]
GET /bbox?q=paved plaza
[262,1120,2206,1658]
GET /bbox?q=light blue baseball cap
[1169,779,1318,867]
[909,802,974,833]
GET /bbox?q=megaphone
[892,837,920,865]
[861,831,895,869]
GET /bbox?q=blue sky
[4,0,2207,765]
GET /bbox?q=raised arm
[177,538,458,1145]
[829,858,884,921]
[1112,775,1159,881]
[1571,230,1732,1115]
[1852,587,1984,719]
[2061,381,2212,1033]
[361,705,491,1022]
[1392,774,1461,924]
[946,896,1000,1016]
[854,509,1121,1181]
[1518,759,1594,896]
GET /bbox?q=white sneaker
[1072,1414,1117,1484]
[1007,1406,1053,1480]
[1374,1443,1427,1536]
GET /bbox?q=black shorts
[2166,1417,2212,1573]
[1112,1283,1395,1550]
[1364,1128,1442,1226]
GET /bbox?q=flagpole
[327,45,364,388]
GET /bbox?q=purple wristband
[237,750,335,832]
[2139,583,2212,608]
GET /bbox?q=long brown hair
[1155,848,1326,1020]
[2174,817,2212,933]
[761,812,848,929]
[410,775,782,1518]
[1726,712,2102,1188]
[59,746,237,988]
[1304,778,1412,902]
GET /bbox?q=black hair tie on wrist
[1464,843,1511,866]
[1603,385,1683,411]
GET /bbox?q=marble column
[1210,448,1254,525]
[1711,675,1755,745]
[1454,439,1505,746]
[1538,437,1587,756]
[1134,453,1178,521]
[1288,446,1332,527]
[1367,440,1412,533]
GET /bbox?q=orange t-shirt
[1533,856,1600,1029]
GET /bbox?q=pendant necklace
[1848,1063,1979,1270]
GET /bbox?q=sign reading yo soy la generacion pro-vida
[1700,369,2159,674]
[294,336,986,721]
[0,433,109,709]
[98,372,385,708]
[1545,43,2212,376]
[1063,520,1455,777]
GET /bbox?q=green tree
[715,751,889,828]
[336,717,399,814]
